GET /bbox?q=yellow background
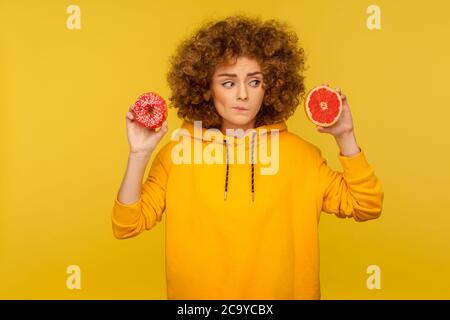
[1,0,450,299]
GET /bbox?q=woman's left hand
[316,83,354,139]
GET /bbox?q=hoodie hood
[173,120,287,202]
[177,120,287,150]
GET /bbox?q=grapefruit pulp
[304,85,343,127]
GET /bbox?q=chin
[226,116,253,126]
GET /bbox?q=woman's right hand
[125,107,169,157]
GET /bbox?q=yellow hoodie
[111,120,384,299]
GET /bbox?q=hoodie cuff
[337,149,373,179]
[112,196,142,225]
[115,195,141,208]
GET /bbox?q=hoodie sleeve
[111,145,171,239]
[317,148,384,222]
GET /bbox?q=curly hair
[166,15,307,128]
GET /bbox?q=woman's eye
[222,82,234,88]
[221,80,261,88]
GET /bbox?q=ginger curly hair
[166,15,307,128]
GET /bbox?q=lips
[233,106,248,111]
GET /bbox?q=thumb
[316,125,333,134]
[155,121,169,138]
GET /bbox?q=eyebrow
[216,71,263,78]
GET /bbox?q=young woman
[112,15,384,300]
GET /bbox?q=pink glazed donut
[131,92,167,129]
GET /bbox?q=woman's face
[210,56,265,132]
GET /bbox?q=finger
[335,88,346,100]
[161,121,169,133]
[336,88,344,97]
[154,121,168,131]
[126,112,134,120]
[155,123,168,138]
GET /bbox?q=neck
[220,119,256,136]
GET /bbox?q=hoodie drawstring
[251,131,256,202]
[223,131,256,202]
[224,137,229,201]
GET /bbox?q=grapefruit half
[304,85,343,127]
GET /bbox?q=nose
[237,83,248,101]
